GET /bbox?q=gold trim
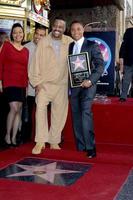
[0,0,24,6]
[0,5,26,18]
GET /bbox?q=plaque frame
[68,52,91,88]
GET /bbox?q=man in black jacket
[119,27,133,101]
[69,21,104,158]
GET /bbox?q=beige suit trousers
[35,84,68,144]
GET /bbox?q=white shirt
[25,41,36,97]
[51,39,61,58]
[73,37,84,54]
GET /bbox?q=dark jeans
[70,86,96,151]
[120,65,133,99]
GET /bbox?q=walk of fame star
[7,162,81,184]
[72,56,85,71]
[0,158,92,186]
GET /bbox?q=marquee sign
[28,11,49,27]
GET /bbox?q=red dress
[0,41,29,88]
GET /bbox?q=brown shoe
[32,143,45,154]
[50,144,61,150]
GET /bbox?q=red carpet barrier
[1,94,133,147]
[63,98,133,146]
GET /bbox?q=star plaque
[0,157,92,186]
[68,52,91,88]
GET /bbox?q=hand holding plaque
[68,52,91,88]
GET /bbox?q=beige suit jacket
[29,33,72,88]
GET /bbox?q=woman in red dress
[0,23,29,146]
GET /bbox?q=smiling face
[51,19,66,40]
[70,22,84,41]
[33,28,46,44]
[12,26,24,43]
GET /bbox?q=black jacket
[69,39,104,84]
[119,27,133,66]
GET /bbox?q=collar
[48,32,67,46]
[74,37,84,47]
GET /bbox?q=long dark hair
[10,23,24,42]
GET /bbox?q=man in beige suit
[29,17,72,154]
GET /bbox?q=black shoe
[119,98,126,102]
[86,149,96,159]
[11,142,19,147]
[4,142,12,147]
